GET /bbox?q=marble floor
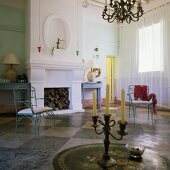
[0,106,170,170]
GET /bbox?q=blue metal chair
[13,86,55,137]
[127,85,154,123]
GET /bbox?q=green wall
[0,4,25,78]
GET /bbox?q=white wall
[116,2,170,109]
[29,0,80,61]
[81,3,119,99]
[0,0,25,9]
[143,0,170,12]
[26,0,119,100]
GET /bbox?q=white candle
[121,89,126,124]
[105,0,107,6]
[105,84,110,115]
[93,91,97,116]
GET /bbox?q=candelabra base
[117,130,128,136]
[117,120,128,136]
[97,157,117,168]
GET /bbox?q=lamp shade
[3,53,20,65]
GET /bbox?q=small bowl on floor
[126,144,146,159]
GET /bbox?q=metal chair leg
[148,105,150,119]
[15,117,19,135]
[151,105,154,125]
[129,104,131,118]
[34,115,41,137]
[132,105,136,124]
[34,116,38,137]
[46,111,55,127]
[52,112,55,127]
[15,116,22,135]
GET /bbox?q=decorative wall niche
[43,15,70,52]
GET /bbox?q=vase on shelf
[87,68,95,82]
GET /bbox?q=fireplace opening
[44,88,70,110]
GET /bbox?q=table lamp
[3,53,20,82]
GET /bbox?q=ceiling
[96,0,159,3]
[88,0,170,12]
[94,0,150,3]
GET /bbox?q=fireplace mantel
[26,58,85,112]
[26,58,85,70]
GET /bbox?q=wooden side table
[0,83,31,114]
[81,82,102,109]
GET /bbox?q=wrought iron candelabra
[92,114,128,168]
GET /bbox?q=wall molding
[0,24,25,33]
[83,36,120,47]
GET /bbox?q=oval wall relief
[43,15,70,50]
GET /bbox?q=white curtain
[116,4,170,109]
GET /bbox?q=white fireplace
[26,57,85,113]
[26,8,86,113]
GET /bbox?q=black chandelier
[102,0,144,24]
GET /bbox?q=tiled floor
[0,106,170,170]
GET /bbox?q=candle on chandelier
[121,89,126,124]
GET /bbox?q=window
[138,22,163,73]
